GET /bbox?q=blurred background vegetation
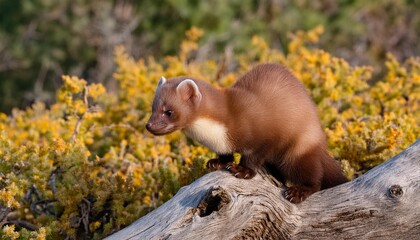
[0,1,419,239]
[1,0,419,113]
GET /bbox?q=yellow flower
[352,96,363,106]
[307,25,324,43]
[185,26,204,41]
[88,83,106,100]
[2,225,19,240]
[0,182,20,208]
[62,75,87,94]
[89,222,101,232]
[330,89,339,101]
[143,195,151,206]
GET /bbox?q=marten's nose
[146,122,153,132]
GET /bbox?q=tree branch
[106,139,420,240]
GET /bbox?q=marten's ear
[176,79,202,103]
[157,76,166,87]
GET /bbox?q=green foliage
[0,27,419,239]
[0,0,102,111]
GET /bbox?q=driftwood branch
[106,140,420,240]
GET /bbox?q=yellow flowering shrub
[0,27,418,239]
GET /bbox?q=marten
[146,63,348,203]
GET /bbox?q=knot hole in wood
[197,187,230,217]
[388,185,403,199]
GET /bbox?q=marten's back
[227,64,323,152]
[233,64,313,106]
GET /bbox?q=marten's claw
[225,163,233,170]
[284,187,303,203]
[234,172,251,179]
[230,166,255,179]
[206,158,228,171]
[284,186,316,204]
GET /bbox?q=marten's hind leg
[282,148,323,204]
[207,154,234,171]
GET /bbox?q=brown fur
[146,64,348,203]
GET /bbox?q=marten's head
[146,76,202,135]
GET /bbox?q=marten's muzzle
[146,119,175,136]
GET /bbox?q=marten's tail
[321,152,348,189]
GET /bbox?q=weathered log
[106,139,420,240]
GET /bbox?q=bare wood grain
[106,139,420,240]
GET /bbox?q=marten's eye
[164,110,173,117]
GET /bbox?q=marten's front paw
[284,186,313,204]
[206,159,229,171]
[227,164,256,179]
